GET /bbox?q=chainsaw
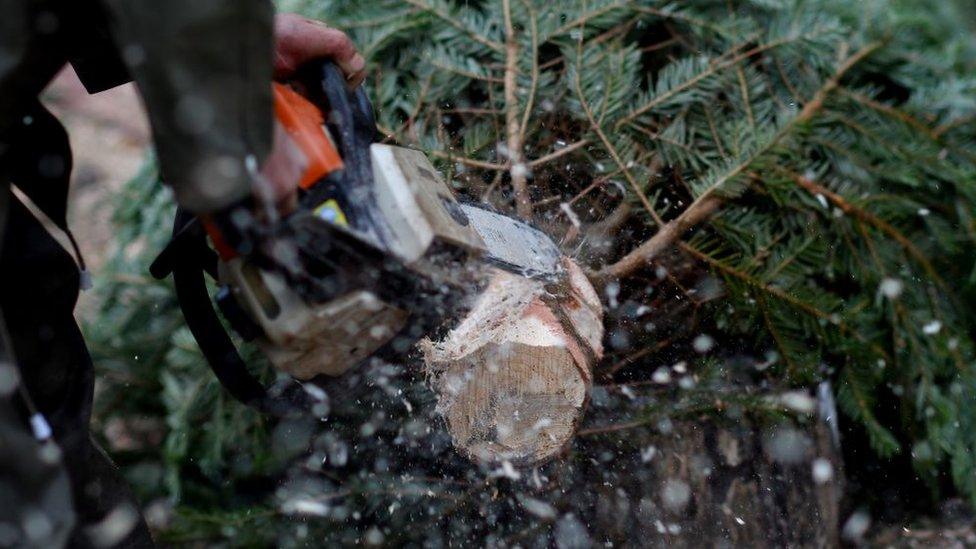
[150,61,567,416]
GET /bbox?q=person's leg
[0,181,76,549]
[0,104,153,548]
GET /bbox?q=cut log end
[423,258,603,466]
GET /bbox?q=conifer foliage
[87,0,976,543]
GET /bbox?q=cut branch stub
[422,258,603,465]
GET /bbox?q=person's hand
[259,14,365,215]
[273,13,366,87]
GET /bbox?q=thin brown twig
[602,338,672,378]
[934,113,976,138]
[517,0,540,145]
[529,139,590,167]
[428,149,506,171]
[403,0,505,51]
[503,0,532,219]
[785,170,948,292]
[430,59,504,83]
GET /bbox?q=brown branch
[594,196,723,282]
[403,0,504,51]
[839,88,938,141]
[594,41,882,283]
[529,139,590,167]
[503,0,532,219]
[428,149,506,171]
[786,170,948,291]
[517,0,539,145]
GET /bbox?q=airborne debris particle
[0,363,19,396]
[652,367,671,384]
[841,511,871,543]
[85,505,139,548]
[661,478,691,512]
[878,277,904,299]
[692,334,714,353]
[491,460,521,481]
[555,513,591,549]
[811,458,834,484]
[763,427,812,465]
[518,495,557,520]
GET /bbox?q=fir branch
[428,149,507,171]
[402,0,505,51]
[595,41,882,282]
[679,240,892,363]
[573,43,664,231]
[755,291,800,378]
[839,87,938,141]
[529,139,591,167]
[784,170,948,292]
[616,31,827,130]
[547,0,628,38]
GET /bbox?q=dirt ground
[41,67,150,320]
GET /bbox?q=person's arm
[102,1,364,215]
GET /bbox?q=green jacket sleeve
[102,0,275,213]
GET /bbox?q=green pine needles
[284,0,976,496]
[85,0,976,541]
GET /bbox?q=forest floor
[40,67,971,549]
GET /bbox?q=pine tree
[86,0,976,544]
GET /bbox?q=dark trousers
[0,106,153,548]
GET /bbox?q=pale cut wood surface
[423,258,603,465]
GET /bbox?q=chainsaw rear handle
[294,61,379,223]
[165,209,317,417]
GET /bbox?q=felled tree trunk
[556,386,845,548]
[421,258,603,465]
